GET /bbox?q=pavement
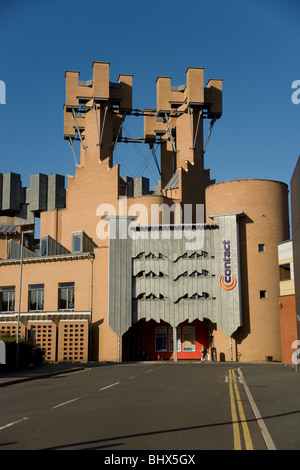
[1,360,300,450]
[0,362,87,386]
[0,361,300,386]
[0,359,299,387]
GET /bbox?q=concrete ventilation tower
[144,68,222,212]
[63,62,223,220]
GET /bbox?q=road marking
[145,369,154,373]
[0,417,29,431]
[229,369,254,450]
[231,369,253,450]
[229,369,242,449]
[52,395,87,409]
[99,382,120,391]
[238,368,276,450]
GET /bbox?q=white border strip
[0,417,29,431]
[52,395,87,409]
[99,382,120,391]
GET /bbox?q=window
[135,293,144,300]
[40,237,48,256]
[0,286,15,312]
[28,284,44,311]
[155,326,167,352]
[145,271,156,278]
[175,271,188,281]
[58,282,75,310]
[146,293,157,300]
[260,290,267,299]
[190,270,201,277]
[258,244,265,253]
[72,233,82,253]
[135,271,144,277]
[279,263,291,281]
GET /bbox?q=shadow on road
[40,409,300,450]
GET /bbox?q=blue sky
[0,0,299,197]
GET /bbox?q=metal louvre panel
[133,276,213,302]
[108,217,242,338]
[132,298,215,328]
[108,217,133,338]
[132,226,216,328]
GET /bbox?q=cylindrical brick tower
[205,179,290,362]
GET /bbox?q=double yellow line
[229,369,253,450]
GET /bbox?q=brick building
[0,62,290,363]
[278,240,297,364]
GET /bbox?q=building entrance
[122,318,210,361]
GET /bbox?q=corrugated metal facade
[108,213,243,339]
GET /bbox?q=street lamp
[16,229,34,369]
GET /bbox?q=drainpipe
[16,229,34,368]
[173,326,178,362]
[89,255,94,361]
[16,231,24,369]
[230,337,233,361]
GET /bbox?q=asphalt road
[0,362,270,452]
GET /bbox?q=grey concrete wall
[0,172,66,222]
[2,173,21,212]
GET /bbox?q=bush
[32,346,46,366]
[0,336,45,370]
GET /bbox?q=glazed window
[190,270,201,277]
[58,282,75,311]
[145,271,156,278]
[40,238,48,256]
[135,271,144,277]
[72,232,82,253]
[260,290,267,299]
[28,284,44,311]
[146,293,157,300]
[175,271,188,281]
[258,244,265,253]
[135,293,145,300]
[155,326,167,352]
[0,286,15,312]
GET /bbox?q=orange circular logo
[220,275,237,290]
